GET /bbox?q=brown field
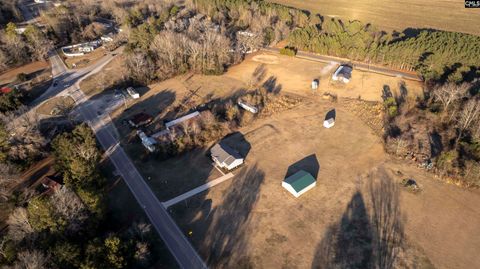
[269,0,480,35]
[36,96,75,115]
[61,48,108,69]
[0,61,50,86]
[106,52,480,269]
[229,52,424,102]
[0,61,53,103]
[79,55,128,97]
[169,100,480,269]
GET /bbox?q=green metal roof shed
[282,170,316,198]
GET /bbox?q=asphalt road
[34,52,207,269]
[17,8,209,269]
[263,47,423,81]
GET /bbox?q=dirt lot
[167,100,480,269]
[0,61,52,103]
[228,52,424,102]
[269,0,480,36]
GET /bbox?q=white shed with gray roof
[211,143,244,170]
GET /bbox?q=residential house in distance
[41,176,64,191]
[332,65,353,83]
[211,143,244,171]
[282,170,316,197]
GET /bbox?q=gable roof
[336,65,352,79]
[211,143,243,165]
[283,170,316,193]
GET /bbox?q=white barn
[282,170,316,198]
[211,143,244,171]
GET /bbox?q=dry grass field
[269,0,480,35]
[61,48,108,69]
[79,55,128,97]
[105,51,480,269]
[36,96,75,115]
[169,100,480,269]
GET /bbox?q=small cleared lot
[61,48,107,69]
[228,52,424,102]
[36,96,75,115]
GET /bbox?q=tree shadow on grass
[200,164,265,268]
[312,170,404,269]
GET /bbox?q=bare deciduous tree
[51,188,88,232]
[125,52,156,84]
[0,163,19,200]
[7,207,34,242]
[134,242,150,264]
[0,50,8,72]
[15,249,48,269]
[0,107,47,164]
[432,83,469,111]
[456,98,480,145]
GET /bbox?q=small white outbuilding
[323,118,335,128]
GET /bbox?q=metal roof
[283,170,316,193]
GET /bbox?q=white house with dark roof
[210,143,244,170]
[332,65,353,83]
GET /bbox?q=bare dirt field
[229,52,424,102]
[269,0,480,36]
[0,61,53,103]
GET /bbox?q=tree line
[1,124,157,268]
[0,23,53,73]
[191,0,480,82]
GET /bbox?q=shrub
[436,150,459,174]
[169,5,180,16]
[263,27,275,45]
[279,46,297,56]
[239,111,254,127]
[16,73,27,82]
[224,102,238,121]
[383,97,398,117]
